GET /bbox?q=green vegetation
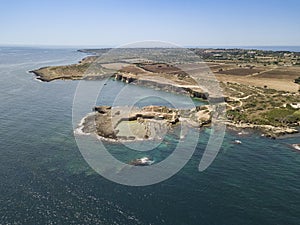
[225,82,300,127]
[262,108,300,126]
[226,109,248,123]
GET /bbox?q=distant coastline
[186,46,300,52]
[2,45,300,52]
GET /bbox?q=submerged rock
[292,144,300,151]
[129,157,154,166]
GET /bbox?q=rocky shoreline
[225,121,299,139]
[77,106,299,141]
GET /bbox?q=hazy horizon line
[1,43,300,49]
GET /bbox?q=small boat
[129,157,154,166]
[234,140,242,144]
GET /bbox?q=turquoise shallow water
[0,47,299,224]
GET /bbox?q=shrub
[263,108,298,125]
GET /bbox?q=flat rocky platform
[77,105,212,141]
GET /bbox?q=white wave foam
[34,77,44,83]
[74,112,96,136]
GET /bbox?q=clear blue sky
[0,0,299,47]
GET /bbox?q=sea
[0,46,299,225]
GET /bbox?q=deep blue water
[0,47,299,225]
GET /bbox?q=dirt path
[246,67,277,78]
